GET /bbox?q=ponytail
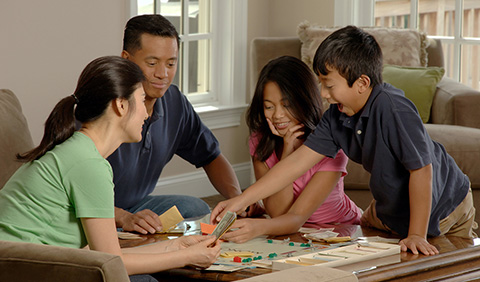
[17,95,77,162]
[16,56,145,162]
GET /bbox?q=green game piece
[267,239,273,243]
[300,243,306,247]
[289,242,294,246]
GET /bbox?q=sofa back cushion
[0,89,34,189]
[297,22,429,69]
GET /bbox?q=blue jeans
[125,195,211,219]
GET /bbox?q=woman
[222,56,362,243]
[0,56,220,279]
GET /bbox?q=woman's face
[124,84,148,142]
[262,81,299,137]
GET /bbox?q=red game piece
[233,256,242,263]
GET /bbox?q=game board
[215,237,331,268]
[272,241,400,271]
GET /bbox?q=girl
[221,56,362,243]
[0,56,220,279]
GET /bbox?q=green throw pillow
[382,64,445,123]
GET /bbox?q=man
[109,14,247,234]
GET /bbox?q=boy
[211,26,476,256]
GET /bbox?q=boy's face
[318,67,367,116]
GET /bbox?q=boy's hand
[210,196,247,224]
[399,234,439,256]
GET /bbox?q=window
[128,0,248,129]
[374,0,480,90]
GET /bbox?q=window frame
[127,0,248,130]
[336,0,480,87]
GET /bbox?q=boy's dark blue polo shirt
[107,85,220,209]
[304,83,469,237]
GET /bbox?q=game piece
[289,242,294,246]
[267,239,273,243]
[233,256,242,263]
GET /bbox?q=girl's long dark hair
[246,56,323,162]
[17,56,145,162]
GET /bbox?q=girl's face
[263,81,299,136]
[125,84,148,142]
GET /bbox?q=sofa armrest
[430,77,480,129]
[0,240,129,282]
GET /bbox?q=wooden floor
[200,194,225,210]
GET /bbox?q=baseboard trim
[151,162,252,198]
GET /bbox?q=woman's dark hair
[313,25,383,87]
[123,14,181,53]
[246,56,323,162]
[17,56,146,162]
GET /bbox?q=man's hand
[399,234,439,256]
[115,208,162,234]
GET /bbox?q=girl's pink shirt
[249,134,362,224]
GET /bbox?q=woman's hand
[184,236,221,269]
[221,218,266,243]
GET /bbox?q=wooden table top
[120,222,480,281]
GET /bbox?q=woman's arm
[222,170,341,243]
[81,218,221,275]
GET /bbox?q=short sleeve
[64,158,114,218]
[175,92,221,168]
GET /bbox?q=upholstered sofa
[250,25,480,221]
[0,89,129,282]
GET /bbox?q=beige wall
[0,0,335,180]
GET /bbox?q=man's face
[122,34,178,99]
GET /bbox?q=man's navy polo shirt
[304,83,469,237]
[108,85,220,209]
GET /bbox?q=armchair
[0,89,129,282]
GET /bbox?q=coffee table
[119,222,480,281]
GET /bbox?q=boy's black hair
[313,25,383,87]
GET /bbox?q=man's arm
[203,153,242,199]
[115,207,162,234]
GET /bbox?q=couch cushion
[297,22,429,69]
[0,240,129,282]
[0,89,34,189]
[383,64,445,123]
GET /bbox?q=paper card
[201,222,216,235]
[158,205,184,232]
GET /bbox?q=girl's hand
[221,218,265,243]
[267,119,305,158]
[184,236,221,268]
